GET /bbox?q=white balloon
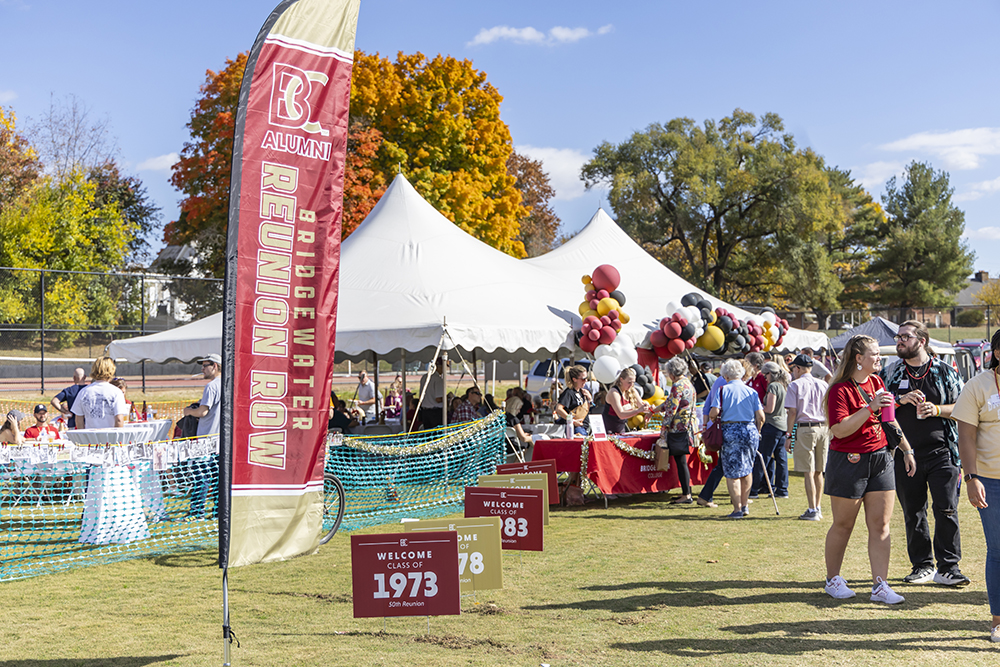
[617,345,639,367]
[763,311,777,325]
[592,355,623,384]
[695,327,705,338]
[594,344,615,359]
[665,301,680,316]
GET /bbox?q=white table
[64,421,173,545]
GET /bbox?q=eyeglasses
[893,334,916,342]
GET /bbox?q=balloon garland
[576,264,630,355]
[648,293,789,358]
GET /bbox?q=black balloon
[681,293,700,307]
[680,323,696,340]
[642,382,655,399]
[574,330,584,345]
[700,307,712,321]
[761,306,775,314]
[735,334,746,348]
[610,290,626,307]
[697,299,712,313]
[645,372,654,385]
[630,364,645,378]
[717,315,733,335]
[635,373,648,386]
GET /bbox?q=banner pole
[222,567,232,667]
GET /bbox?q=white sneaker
[991,624,1000,643]
[871,577,905,604]
[825,575,856,599]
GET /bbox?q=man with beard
[884,320,969,586]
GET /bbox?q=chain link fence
[0,267,222,392]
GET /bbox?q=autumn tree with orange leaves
[167,50,529,278]
[507,150,560,257]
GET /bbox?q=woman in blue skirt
[708,358,764,518]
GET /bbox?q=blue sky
[3,0,999,280]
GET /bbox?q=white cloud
[468,24,614,47]
[879,127,1000,170]
[851,161,906,190]
[516,145,595,201]
[955,174,1000,202]
[965,226,1000,240]
[136,152,178,172]
[0,90,17,104]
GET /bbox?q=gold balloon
[578,301,592,316]
[697,325,725,351]
[582,274,592,285]
[597,297,621,317]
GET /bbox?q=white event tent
[110,175,579,365]
[109,177,828,364]
[523,209,830,353]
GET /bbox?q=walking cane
[755,450,780,515]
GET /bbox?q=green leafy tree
[867,161,974,316]
[581,109,842,304]
[0,171,139,347]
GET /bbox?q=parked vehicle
[524,358,593,398]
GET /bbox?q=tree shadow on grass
[0,656,184,667]
[523,579,987,613]
[611,618,995,656]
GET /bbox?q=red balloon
[659,317,671,330]
[599,326,617,345]
[612,319,622,332]
[591,264,621,292]
[675,316,688,328]
[685,338,696,349]
[653,344,671,359]
[581,323,591,335]
[650,330,668,348]
[667,338,685,355]
[579,336,599,354]
[596,289,610,300]
[585,315,601,327]
[588,329,601,341]
[600,315,611,326]
[589,299,600,310]
[664,322,682,339]
[608,310,619,320]
[585,290,596,301]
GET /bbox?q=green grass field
[2,472,997,666]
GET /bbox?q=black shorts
[824,447,895,499]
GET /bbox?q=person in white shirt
[354,370,379,421]
[72,357,128,429]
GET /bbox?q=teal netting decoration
[0,437,219,582]
[325,411,505,532]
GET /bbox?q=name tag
[987,394,1000,411]
[898,379,910,390]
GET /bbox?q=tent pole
[401,350,407,431]
[491,360,496,401]
[373,351,381,423]
[472,350,477,389]
[441,350,449,428]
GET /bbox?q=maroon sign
[497,459,559,505]
[464,487,543,552]
[350,531,460,618]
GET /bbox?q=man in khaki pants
[784,354,830,520]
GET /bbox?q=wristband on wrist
[867,404,876,416]
[934,404,941,417]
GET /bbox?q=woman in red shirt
[823,334,916,604]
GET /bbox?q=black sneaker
[934,569,971,587]
[902,566,936,584]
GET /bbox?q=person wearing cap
[785,353,831,520]
[181,353,222,521]
[72,357,128,429]
[24,404,60,441]
[1,411,24,444]
[885,320,969,587]
[183,354,222,436]
[750,361,790,499]
[801,347,833,383]
[51,368,88,429]
[353,370,379,422]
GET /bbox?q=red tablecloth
[532,435,716,495]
